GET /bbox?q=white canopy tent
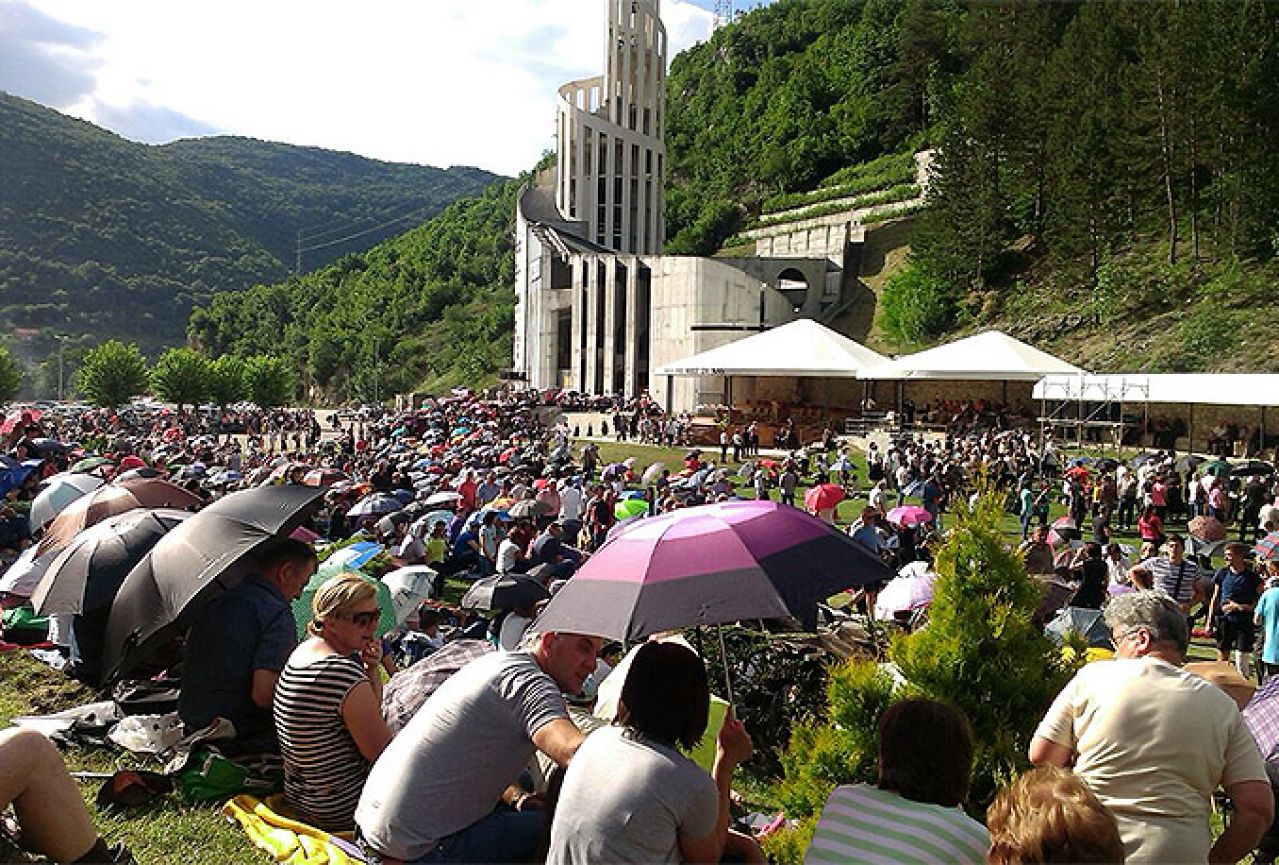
[654,318,888,378]
[859,330,1086,381]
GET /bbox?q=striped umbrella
[1255,531,1279,562]
[532,499,892,642]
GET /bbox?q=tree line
[0,341,296,411]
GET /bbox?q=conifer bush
[765,494,1076,863]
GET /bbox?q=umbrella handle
[717,624,736,709]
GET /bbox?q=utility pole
[57,334,65,402]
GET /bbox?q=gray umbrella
[461,574,550,612]
[101,486,323,683]
[1045,606,1113,649]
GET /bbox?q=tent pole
[1188,403,1195,457]
[665,375,673,414]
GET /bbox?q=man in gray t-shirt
[356,631,602,863]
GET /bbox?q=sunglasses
[344,610,380,627]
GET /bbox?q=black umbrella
[1094,458,1120,473]
[101,486,323,683]
[461,574,550,612]
[1232,461,1276,478]
[1131,452,1161,468]
[31,508,190,687]
[32,508,191,615]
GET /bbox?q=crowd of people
[2,389,1279,864]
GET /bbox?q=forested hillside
[0,92,499,363]
[188,172,524,401]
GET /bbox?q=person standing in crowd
[1128,533,1200,615]
[1208,542,1263,679]
[1030,591,1271,862]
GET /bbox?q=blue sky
[0,0,769,175]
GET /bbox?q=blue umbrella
[320,541,385,575]
[390,488,415,504]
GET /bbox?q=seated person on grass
[178,538,318,753]
[0,727,131,863]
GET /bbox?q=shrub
[766,494,1075,863]
[878,260,960,346]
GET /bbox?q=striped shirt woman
[806,784,989,864]
[275,653,370,830]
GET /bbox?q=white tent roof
[1035,373,1279,407]
[654,318,888,378]
[858,330,1086,381]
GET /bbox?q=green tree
[149,347,211,411]
[207,355,246,406]
[77,340,149,409]
[244,355,295,408]
[767,494,1075,862]
[0,345,22,403]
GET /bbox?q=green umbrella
[70,456,113,474]
[615,498,648,520]
[292,569,396,640]
[1200,459,1232,479]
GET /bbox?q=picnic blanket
[223,794,365,865]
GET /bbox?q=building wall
[556,0,666,255]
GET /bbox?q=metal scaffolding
[1038,375,1152,456]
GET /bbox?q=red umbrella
[303,468,347,488]
[804,483,845,513]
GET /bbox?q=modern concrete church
[513,0,913,413]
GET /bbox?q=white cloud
[10,0,716,175]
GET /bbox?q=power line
[292,201,447,274]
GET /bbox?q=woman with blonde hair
[274,572,394,830]
[987,766,1125,864]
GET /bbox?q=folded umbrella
[101,485,324,683]
[532,500,893,641]
[461,573,550,612]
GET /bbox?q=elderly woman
[274,573,394,831]
[547,640,761,864]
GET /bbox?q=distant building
[513,0,885,413]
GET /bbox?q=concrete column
[584,257,600,393]
[624,257,642,397]
[601,257,618,394]
[570,257,586,392]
